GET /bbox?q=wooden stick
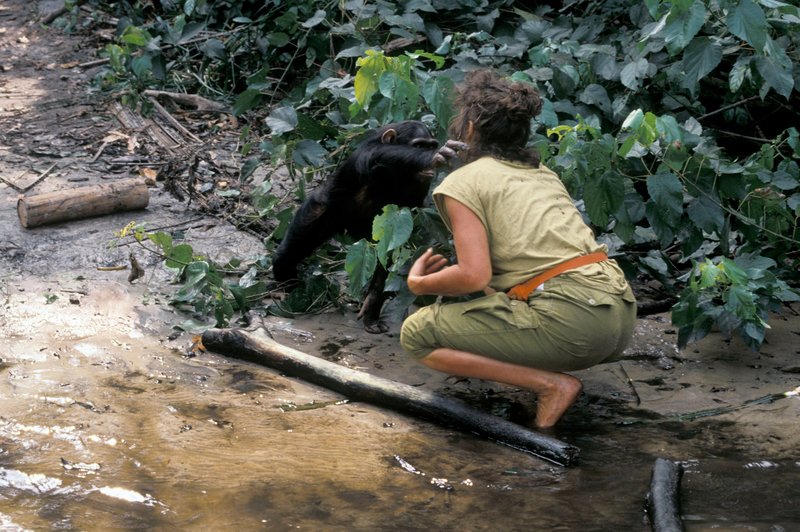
[144,90,229,113]
[148,96,203,144]
[201,327,581,466]
[646,458,685,532]
[17,178,149,228]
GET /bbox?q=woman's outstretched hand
[407,248,449,295]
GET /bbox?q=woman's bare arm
[407,196,492,296]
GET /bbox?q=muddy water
[1,279,798,530]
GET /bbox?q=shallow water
[1,281,798,531]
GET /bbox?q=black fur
[272,120,441,332]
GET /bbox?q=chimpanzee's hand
[432,140,469,167]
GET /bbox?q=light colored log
[17,178,149,228]
[202,327,581,466]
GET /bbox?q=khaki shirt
[433,156,629,294]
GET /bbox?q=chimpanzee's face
[380,121,439,150]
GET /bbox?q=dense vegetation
[76,0,800,350]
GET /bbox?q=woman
[400,70,636,428]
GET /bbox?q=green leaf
[620,58,649,90]
[130,55,152,78]
[174,261,210,302]
[672,289,715,348]
[233,89,263,117]
[265,106,298,134]
[267,32,290,47]
[724,284,757,320]
[686,194,725,234]
[579,84,612,114]
[372,206,414,267]
[728,55,752,93]
[422,76,455,133]
[726,0,769,52]
[378,72,419,121]
[663,0,707,53]
[166,243,194,270]
[302,9,327,28]
[647,172,684,224]
[345,240,378,298]
[353,49,389,113]
[681,37,722,95]
[656,115,683,144]
[292,140,328,167]
[754,54,795,99]
[201,39,226,60]
[584,170,624,227]
[646,172,684,245]
[147,231,173,254]
[121,26,150,47]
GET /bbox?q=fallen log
[646,458,685,532]
[17,179,149,228]
[201,327,580,466]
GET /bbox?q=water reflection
[1,283,798,530]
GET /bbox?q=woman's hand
[407,248,449,295]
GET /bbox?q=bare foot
[534,374,583,428]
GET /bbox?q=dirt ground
[2,0,799,476]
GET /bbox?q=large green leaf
[646,172,684,244]
[345,240,378,297]
[663,0,707,53]
[372,206,414,267]
[726,0,769,52]
[265,106,298,134]
[686,194,725,234]
[291,140,328,167]
[584,170,624,227]
[620,58,650,90]
[680,37,722,96]
[647,173,684,224]
[754,53,795,99]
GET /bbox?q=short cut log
[201,327,580,466]
[646,458,685,532]
[17,178,149,228]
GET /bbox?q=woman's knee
[399,312,435,360]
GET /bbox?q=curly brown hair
[450,69,542,166]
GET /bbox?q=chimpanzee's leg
[357,264,390,333]
[272,195,342,283]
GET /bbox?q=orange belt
[506,252,608,301]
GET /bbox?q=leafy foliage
[89,0,800,349]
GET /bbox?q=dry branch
[201,327,580,466]
[144,90,229,113]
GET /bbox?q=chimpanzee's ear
[380,128,397,144]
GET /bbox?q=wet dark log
[646,458,685,532]
[202,327,580,466]
[17,179,149,228]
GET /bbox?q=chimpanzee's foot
[363,318,389,334]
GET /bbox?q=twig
[0,175,23,192]
[0,163,57,192]
[77,58,110,69]
[148,96,203,144]
[144,90,229,113]
[712,129,771,143]
[20,163,57,192]
[697,95,760,121]
[618,363,641,406]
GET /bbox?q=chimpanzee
[272,120,464,333]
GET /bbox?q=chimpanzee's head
[377,121,439,150]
